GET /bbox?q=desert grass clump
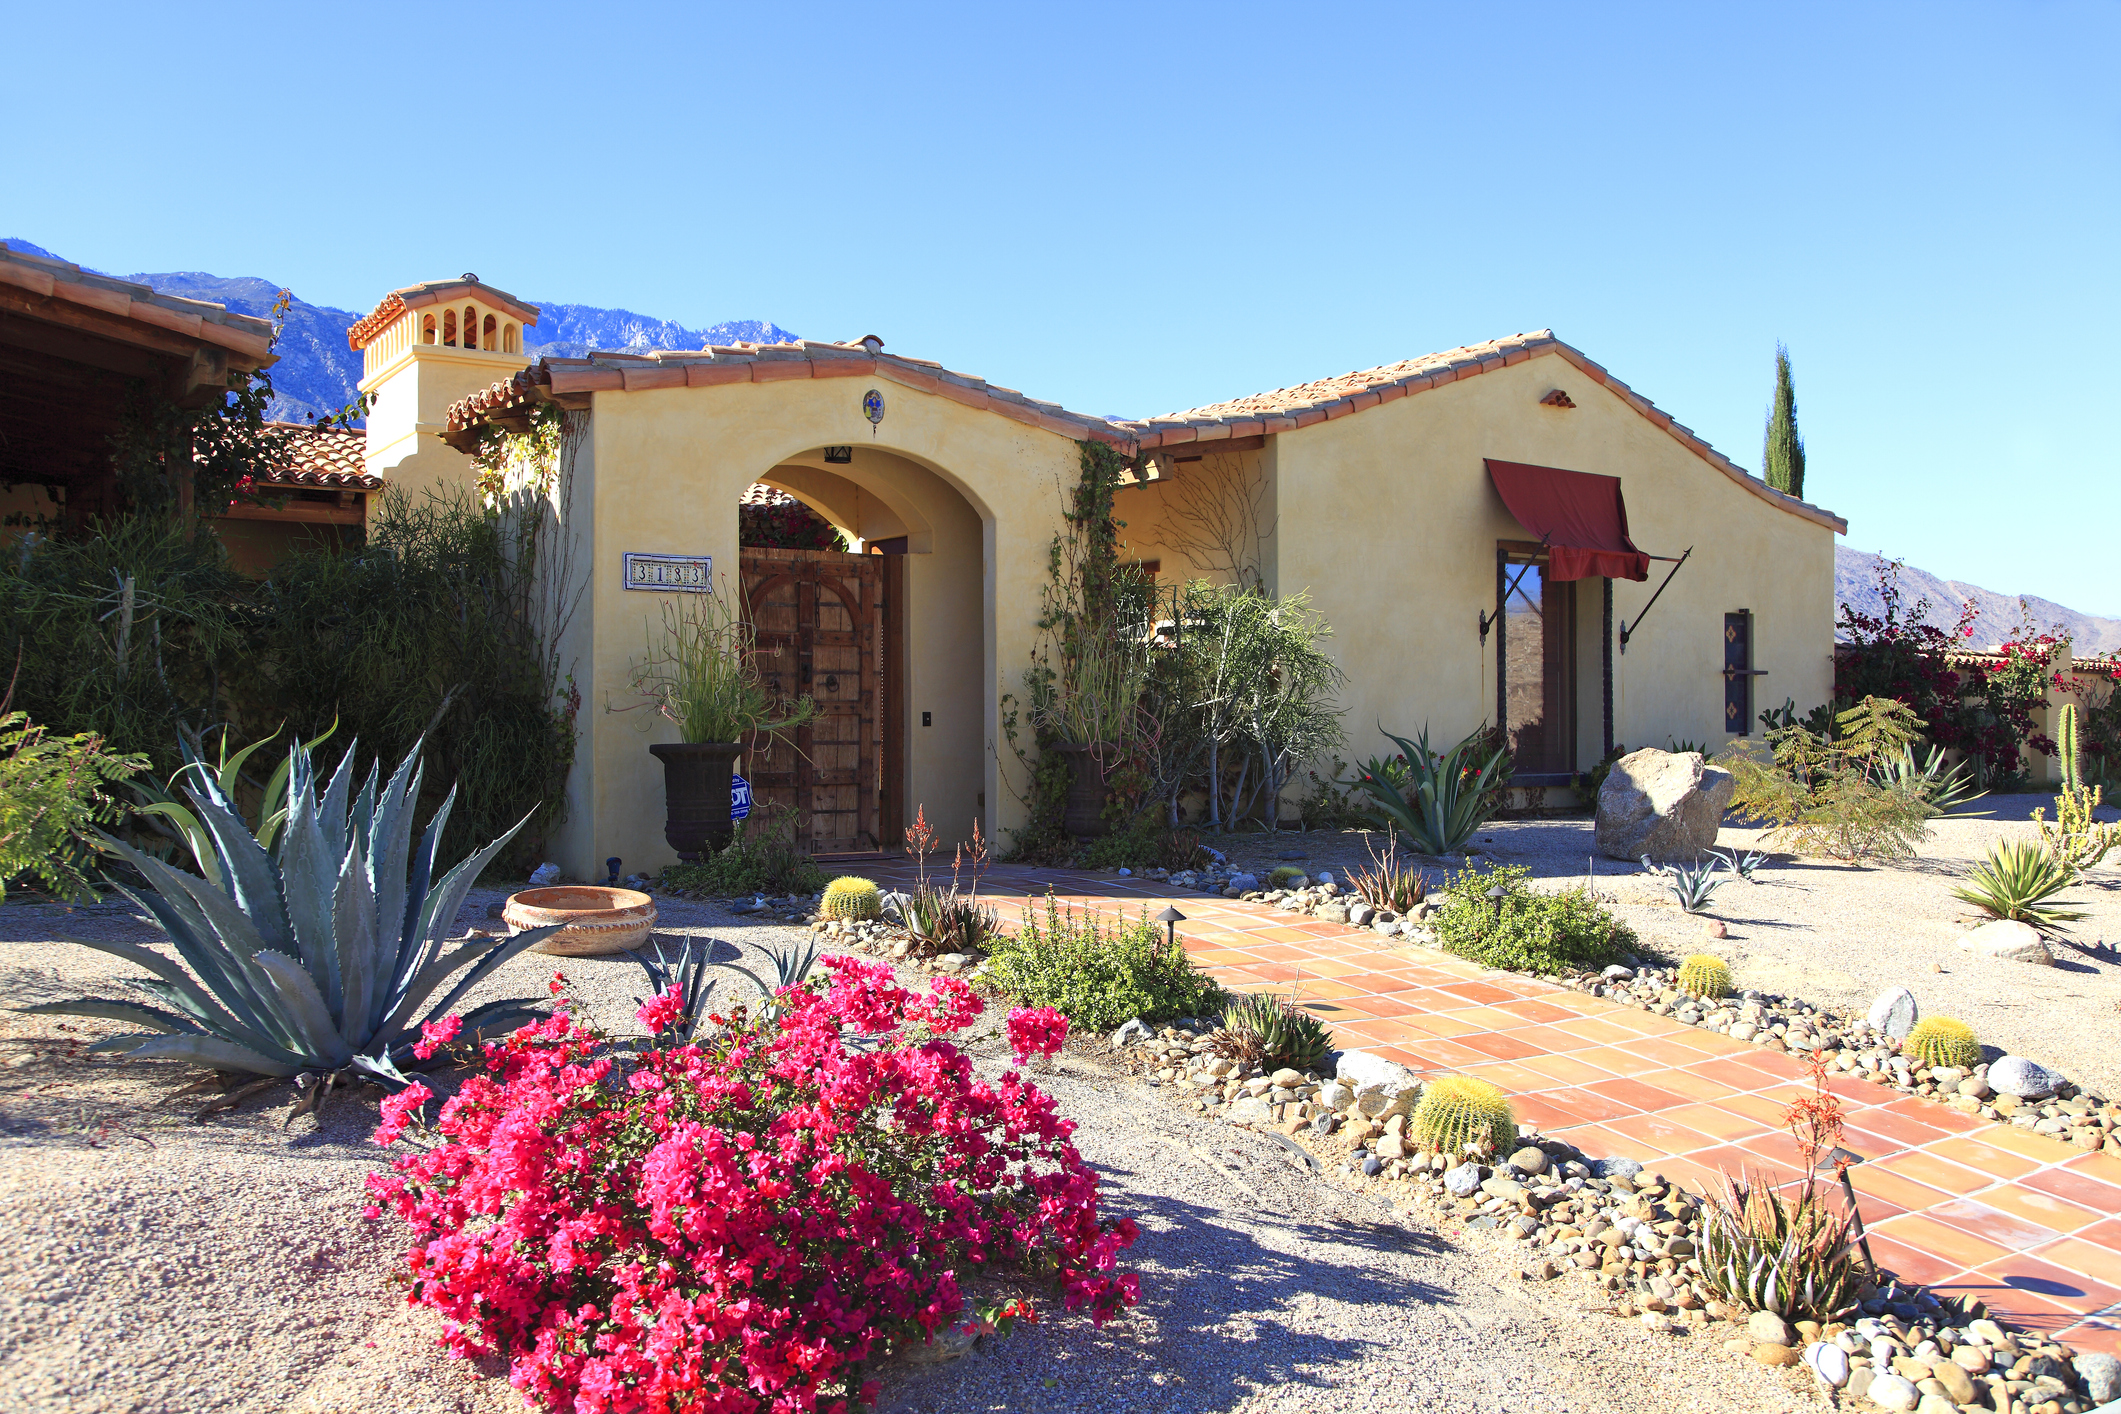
[820,876,882,921]
[1678,954,1733,999]
[1905,1016,1981,1071]
[1410,1076,1516,1157]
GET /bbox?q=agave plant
[130,721,337,884]
[1878,743,1984,819]
[1645,855,1728,913]
[630,933,821,1041]
[1214,992,1334,1072]
[1708,846,1770,883]
[1343,725,1509,856]
[24,739,555,1092]
[1697,1170,1860,1320]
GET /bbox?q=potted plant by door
[627,582,816,860]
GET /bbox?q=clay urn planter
[650,741,745,860]
[1050,743,1111,838]
[502,886,658,956]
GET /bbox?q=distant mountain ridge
[1836,546,2121,656]
[2,238,796,424]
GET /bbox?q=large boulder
[1595,748,1735,862]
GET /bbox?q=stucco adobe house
[342,274,1844,879]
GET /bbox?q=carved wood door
[740,547,881,854]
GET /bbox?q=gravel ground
[0,888,1831,1414]
[1216,795,2121,1099]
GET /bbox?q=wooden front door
[740,547,881,853]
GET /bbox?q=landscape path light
[1155,904,1186,951]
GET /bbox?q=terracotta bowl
[502,886,658,956]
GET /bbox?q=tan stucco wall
[552,379,1083,879]
[1271,355,1835,790]
[359,341,531,503]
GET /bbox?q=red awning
[1484,459,1651,582]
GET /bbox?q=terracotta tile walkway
[869,860,2121,1353]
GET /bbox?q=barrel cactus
[1905,1016,1981,1070]
[1410,1075,1516,1157]
[1219,992,1334,1071]
[820,876,882,921]
[1266,866,1306,889]
[1678,953,1732,999]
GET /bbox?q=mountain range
[1835,546,2121,655]
[1,238,796,423]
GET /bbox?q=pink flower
[413,1014,462,1060]
[373,1081,433,1146]
[1005,1006,1068,1065]
[636,987,687,1036]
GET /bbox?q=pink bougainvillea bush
[367,959,1136,1414]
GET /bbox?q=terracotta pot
[650,741,745,859]
[502,886,658,956]
[1051,743,1110,838]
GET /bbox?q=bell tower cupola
[348,273,538,499]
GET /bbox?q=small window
[502,322,518,353]
[465,305,479,348]
[1724,611,1753,735]
[421,314,436,343]
[483,314,497,350]
[442,309,457,345]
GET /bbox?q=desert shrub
[1678,954,1733,999]
[1410,1076,1516,1156]
[370,959,1138,1413]
[1905,1016,1981,1070]
[1698,1172,1859,1320]
[986,892,1223,1032]
[1720,696,1934,862]
[1951,839,2083,927]
[0,713,147,900]
[1432,862,1634,975]
[658,804,825,897]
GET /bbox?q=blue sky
[6,3,2117,612]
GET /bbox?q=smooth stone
[1226,873,1259,893]
[1867,988,1920,1040]
[1594,1156,1644,1181]
[1806,1341,1853,1389]
[1336,1049,1422,1095]
[1360,1155,1383,1177]
[1960,918,2056,965]
[1225,1097,1274,1125]
[1270,1067,1306,1089]
[1930,1360,1976,1404]
[1318,1081,1355,1110]
[1867,1372,1920,1410]
[1347,901,1375,926]
[1748,1310,1795,1346]
[1754,1342,1802,1366]
[1444,1162,1484,1198]
[1508,1145,1550,1176]
[1989,1055,2062,1100]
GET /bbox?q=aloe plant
[23,740,554,1087]
[1343,725,1509,855]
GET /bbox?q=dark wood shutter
[1724,611,1751,736]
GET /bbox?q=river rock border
[1112,1022,2120,1414]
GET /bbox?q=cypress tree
[1763,343,1806,499]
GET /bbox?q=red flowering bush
[367,957,1137,1414]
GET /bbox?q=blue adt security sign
[730,773,753,821]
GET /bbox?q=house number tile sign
[623,552,713,592]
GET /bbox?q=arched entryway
[737,446,988,853]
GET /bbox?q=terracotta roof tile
[740,483,798,507]
[440,330,1846,534]
[347,276,539,351]
[0,246,275,361]
[254,423,379,489]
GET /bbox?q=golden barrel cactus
[1905,1016,1981,1071]
[820,876,882,921]
[1410,1076,1516,1157]
[1678,954,1732,999]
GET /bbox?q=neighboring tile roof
[741,483,799,507]
[0,246,276,360]
[443,331,1846,534]
[255,424,379,489]
[347,276,539,350]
